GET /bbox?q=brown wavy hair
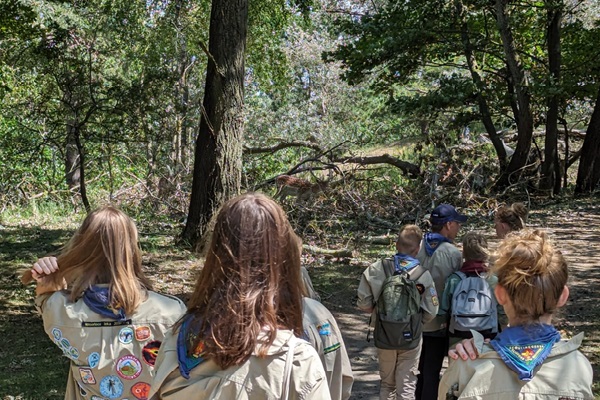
[495,203,528,232]
[462,231,489,262]
[183,193,304,369]
[47,206,151,315]
[492,229,567,321]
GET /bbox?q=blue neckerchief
[490,324,561,381]
[394,253,420,273]
[82,286,126,321]
[177,315,207,379]
[424,233,452,256]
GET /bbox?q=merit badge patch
[88,352,100,368]
[507,344,544,364]
[131,382,151,400]
[52,328,62,341]
[79,368,96,385]
[118,327,134,344]
[142,341,161,366]
[430,287,439,306]
[69,346,80,360]
[317,323,331,336]
[135,326,151,341]
[99,375,124,399]
[116,355,143,380]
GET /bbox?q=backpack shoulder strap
[408,264,426,281]
[454,271,467,281]
[381,258,395,278]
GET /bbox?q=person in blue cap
[415,204,467,400]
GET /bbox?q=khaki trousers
[377,338,422,400]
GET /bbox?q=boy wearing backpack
[439,231,498,344]
[357,225,439,400]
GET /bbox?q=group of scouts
[24,196,593,400]
[357,203,593,399]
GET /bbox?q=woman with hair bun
[439,229,593,399]
[494,202,528,239]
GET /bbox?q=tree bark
[181,0,247,248]
[494,0,535,188]
[575,85,600,194]
[455,0,507,170]
[541,1,562,195]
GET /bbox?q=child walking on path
[23,206,187,400]
[357,224,439,400]
[438,232,498,345]
[439,229,593,399]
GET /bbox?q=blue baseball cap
[430,204,468,225]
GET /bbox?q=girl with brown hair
[24,206,186,400]
[439,229,593,399]
[150,193,331,399]
[494,202,528,239]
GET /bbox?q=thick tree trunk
[541,2,562,195]
[181,0,247,248]
[575,86,600,194]
[494,0,535,188]
[455,0,507,170]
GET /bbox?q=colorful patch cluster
[51,327,80,361]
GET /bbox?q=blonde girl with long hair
[439,229,593,399]
[150,193,331,399]
[24,206,186,400]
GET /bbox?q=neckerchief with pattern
[490,324,561,381]
[82,285,126,321]
[424,233,452,256]
[393,253,419,273]
[177,315,207,379]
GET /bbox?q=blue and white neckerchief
[393,253,420,273]
[490,324,561,381]
[424,233,452,256]
[177,315,207,379]
[82,285,126,321]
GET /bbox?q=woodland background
[1,0,600,398]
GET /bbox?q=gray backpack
[373,259,425,350]
[449,271,498,338]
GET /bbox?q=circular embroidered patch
[116,355,142,380]
[52,328,62,341]
[131,382,151,400]
[99,375,124,399]
[69,346,80,360]
[88,352,100,368]
[118,327,134,344]
[141,341,161,366]
[135,326,151,341]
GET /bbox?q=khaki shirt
[36,290,187,400]
[356,258,439,327]
[301,266,321,302]
[302,297,353,400]
[417,240,462,332]
[150,329,332,400]
[439,331,594,400]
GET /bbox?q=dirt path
[323,199,600,399]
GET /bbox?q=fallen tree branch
[302,244,353,258]
[334,154,421,178]
[244,140,323,154]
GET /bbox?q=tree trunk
[540,1,562,195]
[455,0,507,170]
[575,85,600,194]
[494,0,535,188]
[181,0,247,248]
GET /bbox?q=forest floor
[0,196,599,399]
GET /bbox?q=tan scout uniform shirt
[417,240,462,332]
[438,331,594,400]
[150,329,332,400]
[356,258,439,325]
[302,297,353,400]
[36,290,187,400]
